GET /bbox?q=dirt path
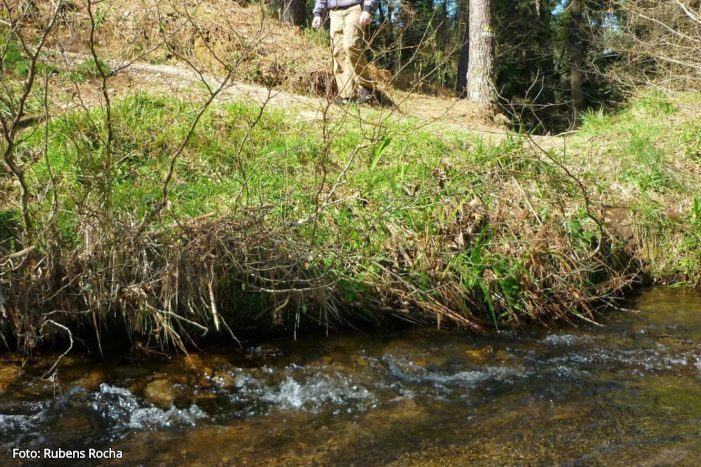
[54,51,562,148]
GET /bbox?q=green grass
[25,94,512,244]
[1,39,31,76]
[622,131,679,192]
[67,58,111,83]
[577,90,701,282]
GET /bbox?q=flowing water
[1,288,700,465]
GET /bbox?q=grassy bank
[575,93,701,282]
[1,90,700,353]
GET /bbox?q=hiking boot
[355,87,375,105]
[333,96,351,106]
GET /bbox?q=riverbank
[1,88,700,353]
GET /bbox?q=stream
[1,288,700,465]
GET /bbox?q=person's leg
[342,5,374,94]
[330,9,353,99]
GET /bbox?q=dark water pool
[1,288,700,465]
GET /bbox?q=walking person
[312,0,376,105]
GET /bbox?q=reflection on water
[1,288,700,464]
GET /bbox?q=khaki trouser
[329,5,373,99]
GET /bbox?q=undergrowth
[2,90,699,353]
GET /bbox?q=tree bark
[466,0,496,107]
[568,0,584,119]
[281,0,306,26]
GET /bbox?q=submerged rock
[464,346,494,364]
[0,365,20,394]
[144,379,177,409]
[72,368,107,391]
[207,369,238,389]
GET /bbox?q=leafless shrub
[609,0,701,92]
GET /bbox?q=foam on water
[0,400,50,448]
[0,412,45,435]
[543,348,701,374]
[425,366,525,386]
[90,384,140,421]
[128,405,208,429]
[262,373,374,411]
[226,368,375,414]
[90,383,208,431]
[382,355,429,383]
[542,334,584,346]
[551,365,590,379]
[380,354,526,391]
[0,384,210,449]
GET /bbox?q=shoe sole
[355,97,377,106]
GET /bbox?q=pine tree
[466,0,496,107]
[455,0,469,97]
[568,0,585,119]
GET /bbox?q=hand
[312,16,322,29]
[359,11,371,26]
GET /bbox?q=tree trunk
[568,0,584,120]
[456,37,469,97]
[455,0,469,97]
[466,0,496,107]
[281,0,306,26]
